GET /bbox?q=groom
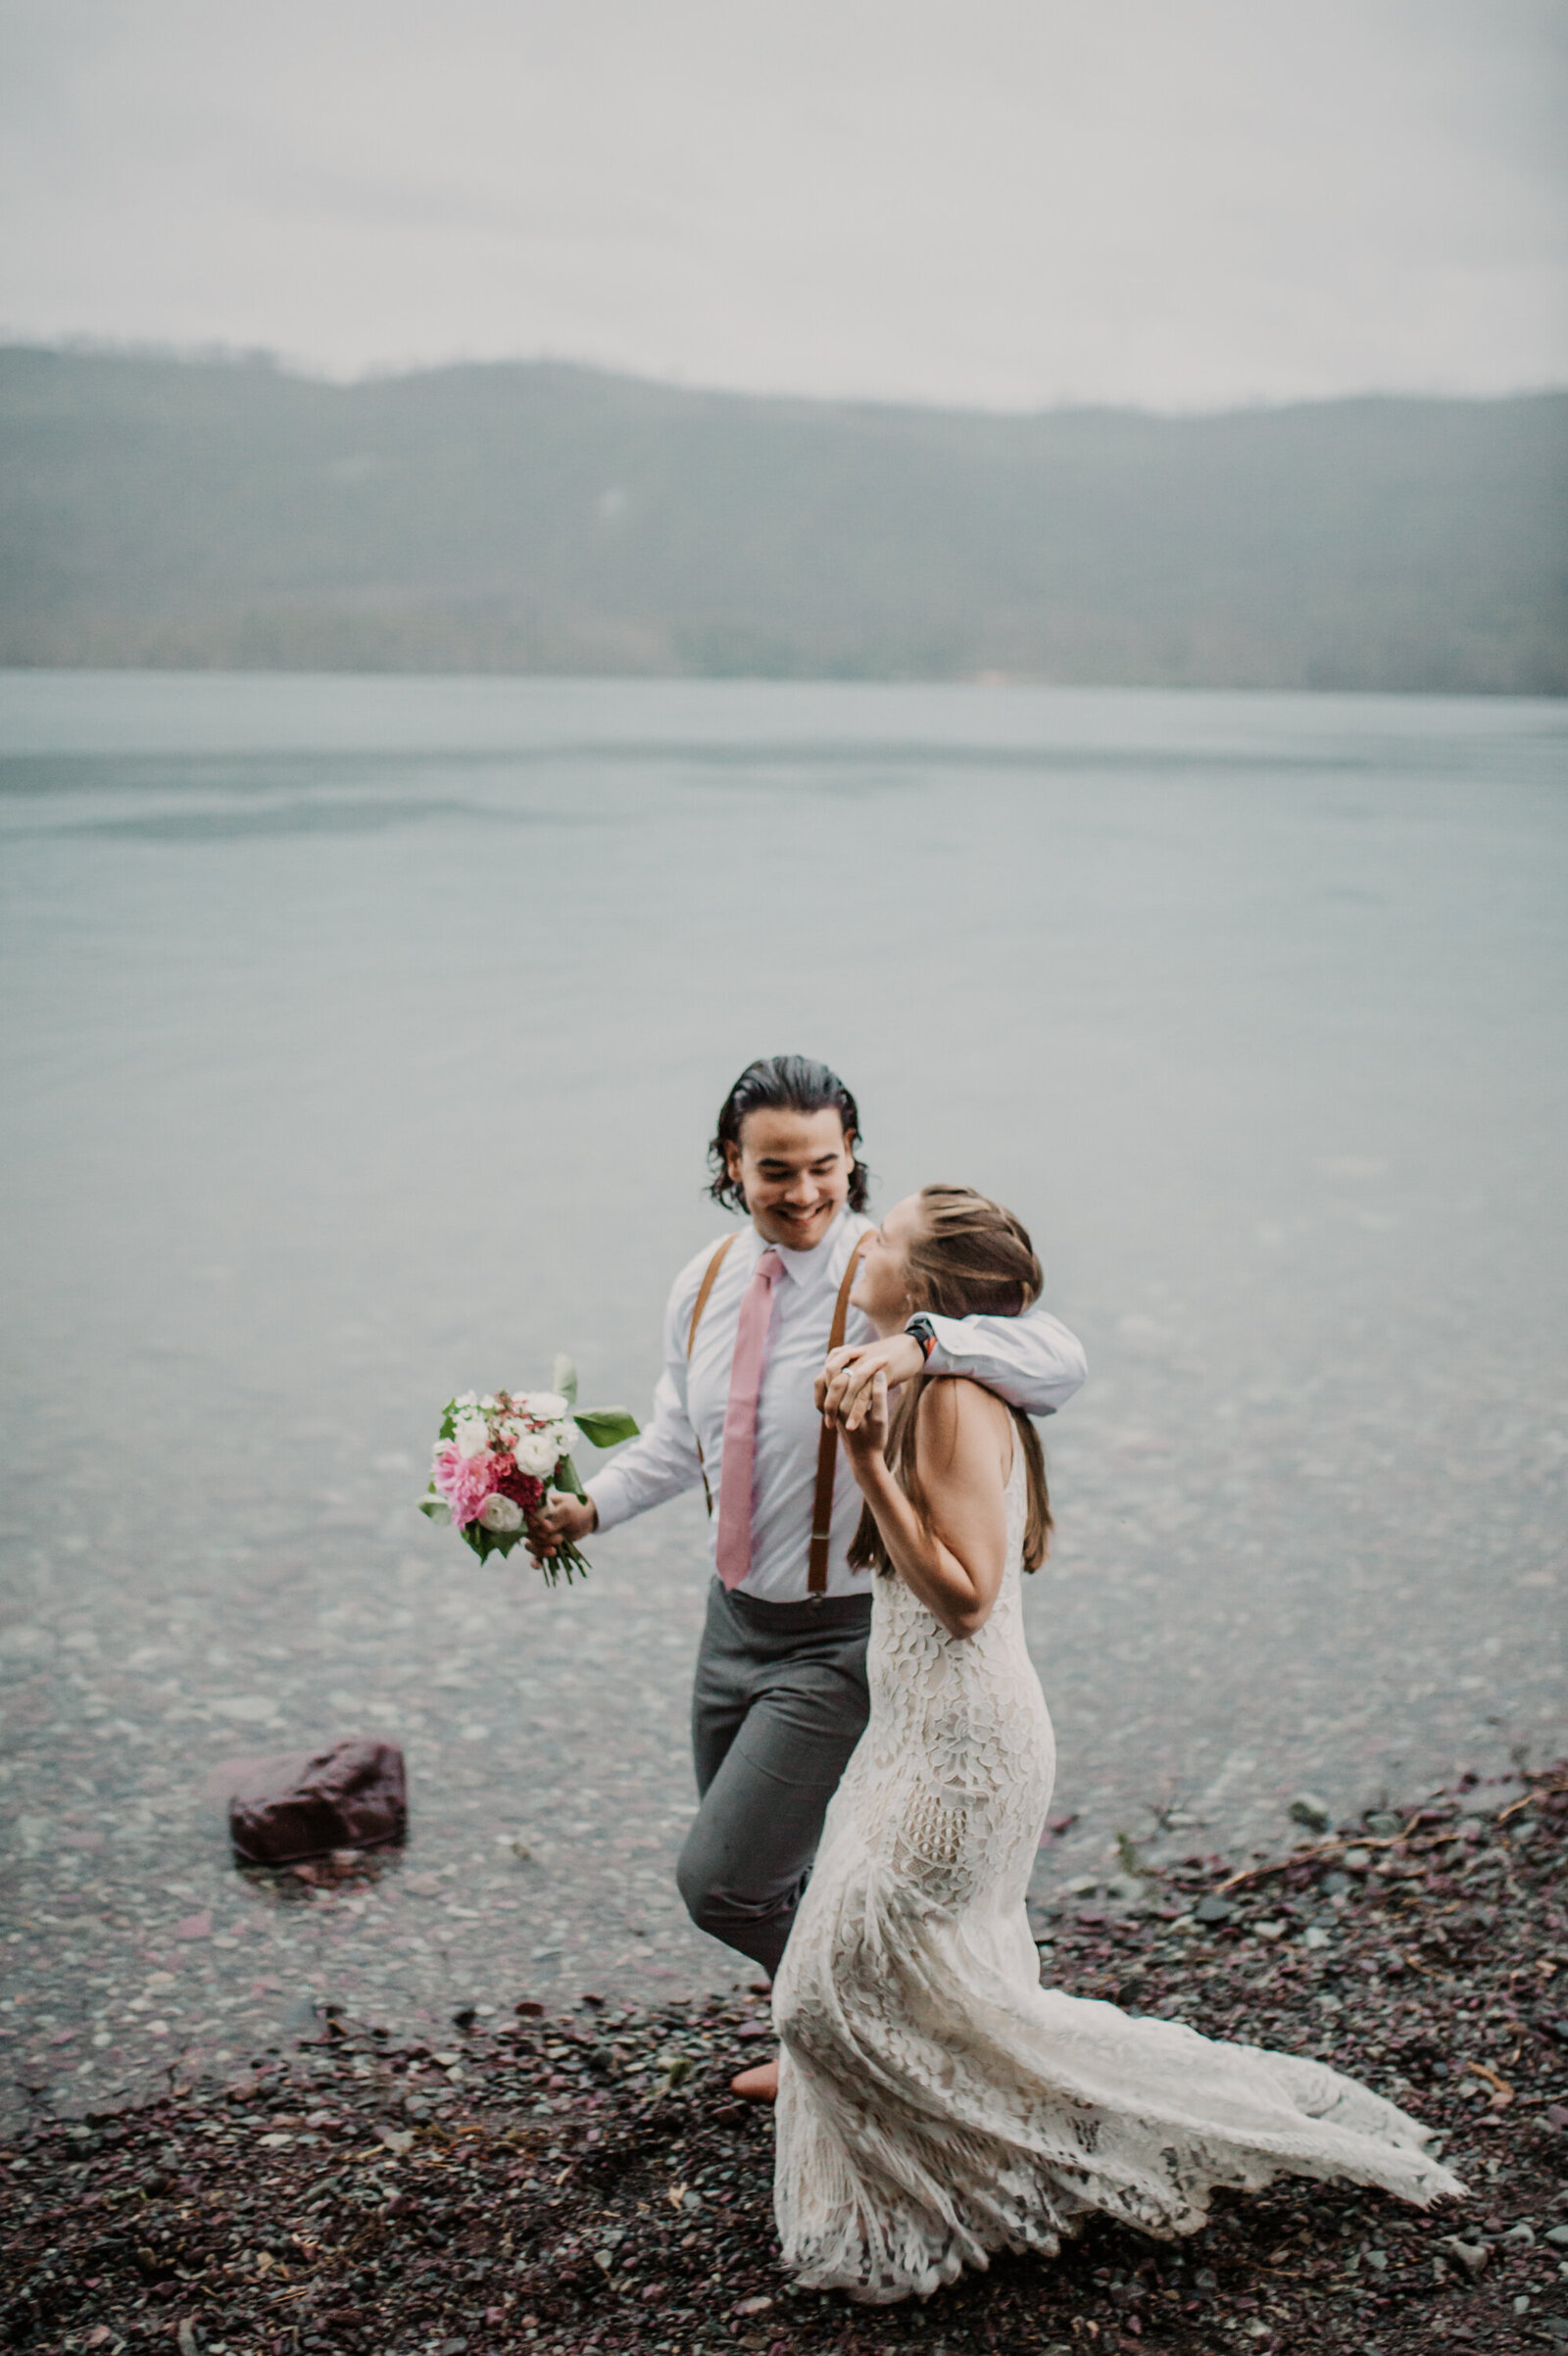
[531,1055,1086,1991]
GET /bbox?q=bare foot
[729,2057,779,2103]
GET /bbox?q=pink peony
[431,1443,503,1533]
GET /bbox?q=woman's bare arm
[843,1377,1013,1640]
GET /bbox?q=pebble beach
[5,1763,1564,2355]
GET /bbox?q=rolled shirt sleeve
[920,1304,1087,1416]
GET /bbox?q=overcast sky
[3,0,1564,411]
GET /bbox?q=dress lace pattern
[772,1449,1463,2303]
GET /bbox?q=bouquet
[417,1355,638,1586]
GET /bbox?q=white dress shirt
[587,1208,1087,1602]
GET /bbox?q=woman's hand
[526,1491,597,1565]
[816,1332,924,1430]
[838,1367,891,1486]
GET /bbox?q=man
[531,1055,1085,2071]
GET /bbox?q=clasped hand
[816,1332,923,1470]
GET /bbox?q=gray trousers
[676,1577,872,1980]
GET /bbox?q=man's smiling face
[725,1106,857,1251]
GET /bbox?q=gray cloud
[1,0,1564,407]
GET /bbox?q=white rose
[512,1427,561,1478]
[478,1492,524,1533]
[522,1391,569,1422]
[454,1391,478,1409]
[552,1419,580,1458]
[453,1411,490,1461]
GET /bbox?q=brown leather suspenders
[685,1227,871,1595]
[685,1232,739,1514]
[686,1233,739,1358]
[808,1233,871,1594]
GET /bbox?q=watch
[905,1314,938,1361]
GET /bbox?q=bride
[771,1184,1463,2303]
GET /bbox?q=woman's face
[851,1194,924,1331]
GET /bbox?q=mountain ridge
[2,347,1563,691]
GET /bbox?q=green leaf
[573,1407,640,1448]
[416,1494,450,1524]
[552,1354,579,1406]
[555,1452,588,1500]
[437,1405,457,1442]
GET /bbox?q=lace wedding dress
[772,1448,1463,2303]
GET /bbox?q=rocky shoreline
[4,1763,1565,2356]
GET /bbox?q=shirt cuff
[918,1309,1061,1411]
[584,1470,631,1533]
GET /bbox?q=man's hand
[816,1333,924,1431]
[527,1491,598,1565]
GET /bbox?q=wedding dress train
[772,1450,1463,2302]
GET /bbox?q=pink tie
[714,1248,786,1590]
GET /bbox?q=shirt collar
[748,1205,859,1287]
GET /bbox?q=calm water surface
[1,673,1563,2125]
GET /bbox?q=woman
[771,1185,1462,2303]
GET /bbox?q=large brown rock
[226,1739,407,1866]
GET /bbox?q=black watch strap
[906,1314,938,1361]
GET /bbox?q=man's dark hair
[707,1055,870,1214]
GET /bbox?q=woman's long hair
[847,1185,1053,1575]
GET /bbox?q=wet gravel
[4,1361,1561,2140]
[0,1508,735,2135]
[4,1762,1564,2355]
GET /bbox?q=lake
[1,671,1563,2125]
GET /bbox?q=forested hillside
[2,347,1563,689]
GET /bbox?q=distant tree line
[1,347,1563,692]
